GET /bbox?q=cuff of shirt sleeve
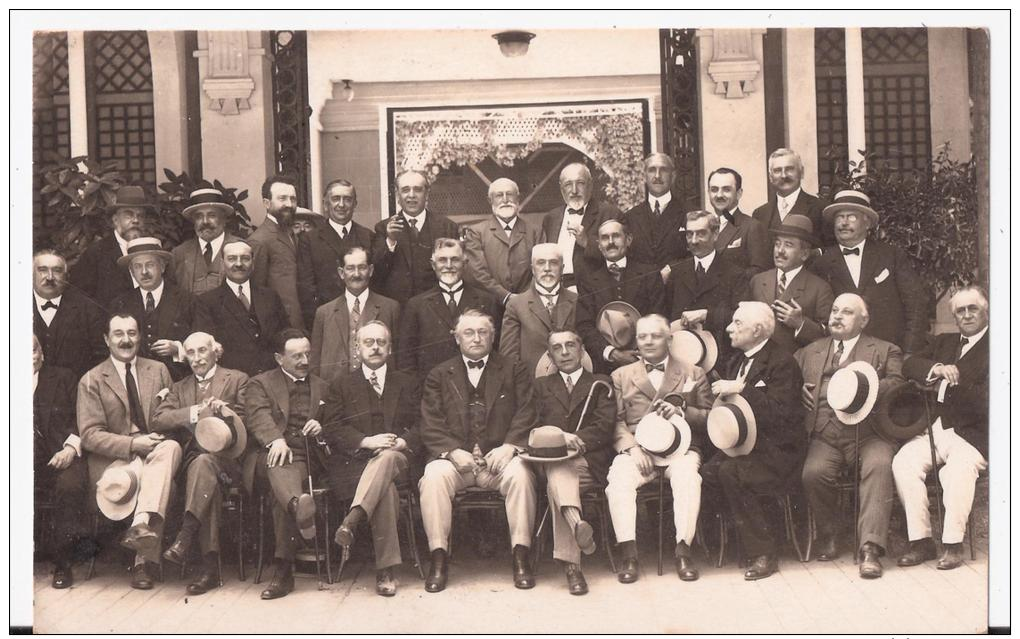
[172,341,185,362]
[926,364,942,383]
[190,405,199,425]
[603,346,615,361]
[64,434,82,457]
[386,238,397,251]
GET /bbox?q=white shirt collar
[695,251,716,272]
[34,292,62,308]
[606,256,628,270]
[743,339,769,359]
[962,327,988,349]
[777,188,802,210]
[110,356,140,378]
[840,238,867,254]
[329,219,352,237]
[401,209,427,227]
[834,333,862,357]
[202,233,226,257]
[139,280,166,307]
[648,191,672,210]
[496,215,517,230]
[195,365,218,383]
[363,362,387,383]
[266,214,280,226]
[463,354,489,369]
[439,280,464,293]
[778,264,803,282]
[560,367,583,387]
[642,355,669,368]
[345,287,369,310]
[534,282,560,297]
[280,368,306,383]
[114,230,129,255]
[225,279,250,297]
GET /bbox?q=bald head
[828,293,869,339]
[183,331,222,377]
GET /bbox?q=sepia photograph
[11,9,1010,634]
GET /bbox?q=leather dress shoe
[618,557,640,584]
[121,523,160,561]
[52,564,73,589]
[858,543,883,579]
[898,538,937,567]
[573,520,596,556]
[937,544,964,570]
[162,536,190,566]
[376,568,397,597]
[815,535,840,561]
[512,545,535,589]
[744,554,779,581]
[130,562,158,590]
[425,549,448,593]
[186,568,221,595]
[564,563,588,595]
[289,494,317,541]
[260,564,295,600]
[675,555,699,581]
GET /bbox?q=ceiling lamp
[493,31,535,58]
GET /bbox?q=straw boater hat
[668,319,719,374]
[534,350,593,378]
[181,188,235,221]
[822,189,880,229]
[194,408,248,460]
[769,214,819,248]
[518,425,581,463]
[873,382,930,442]
[95,457,144,520]
[116,236,173,268]
[827,361,880,426]
[294,206,322,224]
[597,301,641,351]
[707,393,758,457]
[107,185,156,214]
[634,412,692,466]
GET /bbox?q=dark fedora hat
[769,214,818,247]
[181,188,235,220]
[873,382,931,442]
[107,185,156,213]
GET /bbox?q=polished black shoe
[618,557,640,584]
[858,543,883,579]
[937,543,964,570]
[564,562,588,595]
[122,523,160,561]
[376,567,397,597]
[744,554,779,580]
[52,564,73,589]
[162,536,190,566]
[425,549,448,593]
[260,563,295,600]
[130,562,158,590]
[288,494,317,541]
[186,568,221,595]
[815,535,840,561]
[512,545,535,589]
[574,520,596,556]
[898,538,937,567]
[675,555,700,581]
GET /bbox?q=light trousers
[531,457,593,565]
[350,450,407,569]
[605,450,702,546]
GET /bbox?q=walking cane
[303,434,324,590]
[918,383,944,553]
[853,422,860,564]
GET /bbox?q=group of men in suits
[32,147,988,599]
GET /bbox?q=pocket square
[754,380,767,388]
[874,268,890,284]
[677,226,686,233]
[727,237,743,248]
[319,400,326,406]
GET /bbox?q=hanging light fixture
[493,31,535,58]
[341,79,355,102]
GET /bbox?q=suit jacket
[309,290,401,385]
[610,356,713,454]
[420,352,538,461]
[902,331,989,457]
[751,191,827,245]
[170,233,240,297]
[719,339,806,455]
[77,356,173,485]
[396,283,501,382]
[193,281,289,377]
[110,283,197,380]
[34,365,78,466]
[810,238,929,353]
[464,215,544,302]
[243,367,329,452]
[749,267,833,355]
[296,222,375,328]
[249,217,304,329]
[499,284,578,373]
[714,209,771,276]
[794,334,904,437]
[370,211,460,305]
[541,200,621,276]
[623,195,690,273]
[69,233,135,309]
[534,371,616,483]
[33,289,106,378]
[669,253,749,363]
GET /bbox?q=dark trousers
[184,453,241,554]
[257,448,309,561]
[35,456,88,564]
[802,422,895,552]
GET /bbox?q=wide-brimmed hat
[116,237,173,269]
[597,301,640,350]
[107,185,156,214]
[769,214,818,248]
[708,393,758,457]
[827,360,880,425]
[634,412,692,466]
[668,320,719,374]
[518,425,581,463]
[96,457,144,520]
[873,382,930,441]
[181,188,235,221]
[822,189,880,229]
[294,206,322,223]
[535,350,593,378]
[194,409,248,459]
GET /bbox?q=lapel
[807,337,833,389]
[426,290,456,330]
[570,371,593,413]
[330,298,351,345]
[363,292,382,324]
[266,218,294,253]
[716,218,739,251]
[633,363,658,402]
[380,372,400,429]
[784,268,808,303]
[489,218,511,248]
[759,268,779,302]
[136,359,162,423]
[743,341,772,386]
[858,241,882,290]
[526,288,552,330]
[676,261,699,297]
[580,203,599,233]
[697,257,723,296]
[826,247,857,291]
[507,218,527,250]
[320,224,346,259]
[206,366,230,404]
[266,368,291,420]
[545,209,565,240]
[848,335,876,365]
[309,377,324,419]
[482,356,503,420]
[444,361,472,429]
[548,373,570,411]
[552,290,575,329]
[99,358,130,412]
[655,357,687,400]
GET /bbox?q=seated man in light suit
[418,310,539,593]
[150,332,250,596]
[606,314,713,583]
[77,313,178,590]
[500,243,578,373]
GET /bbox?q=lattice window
[815,28,848,196]
[270,31,312,205]
[86,31,156,184]
[659,29,701,210]
[33,32,72,244]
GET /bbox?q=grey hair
[183,331,224,360]
[685,209,720,234]
[768,148,804,171]
[737,301,776,339]
[487,178,520,200]
[950,285,989,312]
[454,309,495,333]
[644,152,675,170]
[432,237,464,255]
[356,319,391,341]
[531,243,563,262]
[559,162,592,183]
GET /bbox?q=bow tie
[567,208,583,216]
[841,247,860,256]
[645,362,665,373]
[719,210,735,224]
[293,377,307,384]
[441,284,464,295]
[40,300,58,311]
[466,359,485,370]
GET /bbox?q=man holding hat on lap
[172,188,241,297]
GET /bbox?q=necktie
[340,226,348,239]
[956,336,969,362]
[504,223,513,238]
[564,375,574,395]
[842,247,860,256]
[124,361,147,432]
[645,362,665,373]
[695,261,706,280]
[830,340,845,368]
[720,210,735,225]
[406,216,418,237]
[608,262,622,281]
[349,297,362,371]
[197,376,212,399]
[778,271,788,299]
[237,285,251,311]
[467,359,485,370]
[203,242,213,266]
[653,200,661,215]
[41,300,58,311]
[541,294,556,316]
[145,291,155,314]
[778,198,789,219]
[369,371,382,396]
[737,356,751,379]
[446,291,458,316]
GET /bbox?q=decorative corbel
[701,28,766,99]
[194,31,262,115]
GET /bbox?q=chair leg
[237,493,246,582]
[531,504,551,573]
[598,500,617,574]
[657,470,665,577]
[716,512,727,569]
[86,514,99,580]
[322,496,333,585]
[967,513,976,561]
[404,494,426,580]
[254,493,266,585]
